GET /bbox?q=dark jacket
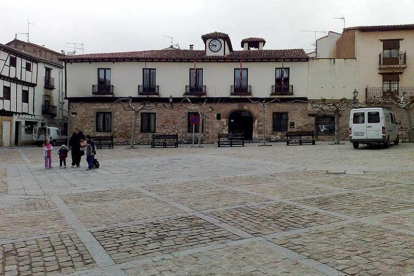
[86,140,96,156]
[69,131,85,151]
[58,147,69,159]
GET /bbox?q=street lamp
[169,95,174,109]
[353,89,358,100]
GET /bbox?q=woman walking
[69,128,85,168]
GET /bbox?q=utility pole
[334,17,346,29]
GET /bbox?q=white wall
[66,61,309,99]
[316,32,341,58]
[308,58,357,100]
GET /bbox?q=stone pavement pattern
[0,143,414,276]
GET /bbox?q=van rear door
[367,110,383,139]
[351,111,366,139]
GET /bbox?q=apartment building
[0,39,66,146]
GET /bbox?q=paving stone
[61,188,148,206]
[140,181,216,195]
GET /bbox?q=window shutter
[383,40,400,50]
[383,74,399,81]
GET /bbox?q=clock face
[209,39,222,52]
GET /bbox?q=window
[353,112,365,124]
[382,74,399,92]
[26,62,32,72]
[275,68,290,92]
[368,112,380,124]
[24,121,37,135]
[187,112,203,133]
[316,116,335,135]
[98,68,111,86]
[3,86,11,100]
[392,114,397,125]
[45,67,53,88]
[383,40,400,58]
[9,56,16,67]
[234,68,248,90]
[273,113,288,132]
[141,113,156,133]
[189,69,203,91]
[22,90,29,104]
[143,69,156,92]
[96,112,112,132]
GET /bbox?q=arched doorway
[228,111,253,140]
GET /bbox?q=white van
[33,127,68,146]
[349,107,399,149]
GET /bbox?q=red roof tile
[60,48,308,62]
[345,24,414,32]
[241,37,266,47]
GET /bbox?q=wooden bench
[217,133,245,147]
[151,134,179,148]
[91,136,114,149]
[286,131,315,146]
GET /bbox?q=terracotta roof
[201,32,233,51]
[6,39,64,56]
[0,43,39,62]
[241,37,266,47]
[344,24,414,32]
[60,48,308,62]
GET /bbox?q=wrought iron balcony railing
[379,51,407,67]
[42,105,57,117]
[184,85,206,96]
[92,85,114,95]
[366,87,414,100]
[138,85,159,95]
[271,85,293,95]
[44,77,55,90]
[231,85,252,96]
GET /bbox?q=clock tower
[201,32,233,57]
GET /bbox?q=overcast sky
[1,0,413,54]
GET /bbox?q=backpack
[93,158,100,169]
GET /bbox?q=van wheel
[394,136,399,145]
[383,139,390,149]
[353,142,359,149]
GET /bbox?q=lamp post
[353,89,358,101]
[169,95,174,109]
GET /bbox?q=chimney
[189,44,194,50]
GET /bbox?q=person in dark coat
[69,128,85,168]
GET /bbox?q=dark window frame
[233,68,248,88]
[189,68,204,87]
[98,68,111,86]
[140,112,156,133]
[275,68,290,90]
[272,112,288,132]
[9,56,16,67]
[3,86,11,100]
[26,62,32,72]
[187,112,204,133]
[22,89,29,104]
[316,116,335,135]
[96,112,112,132]
[143,68,157,91]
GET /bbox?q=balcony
[184,85,206,96]
[366,87,414,100]
[271,85,293,96]
[379,51,407,69]
[231,85,252,96]
[138,85,159,96]
[92,85,114,95]
[44,77,55,90]
[42,105,57,117]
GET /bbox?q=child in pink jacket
[43,140,53,169]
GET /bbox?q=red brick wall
[336,30,356,59]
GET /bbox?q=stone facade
[68,101,353,144]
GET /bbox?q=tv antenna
[334,17,346,29]
[66,42,84,55]
[15,19,34,42]
[163,35,174,46]
[300,30,327,47]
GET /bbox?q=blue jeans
[87,155,94,169]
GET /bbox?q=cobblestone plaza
[0,142,414,276]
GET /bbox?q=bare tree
[181,98,216,147]
[308,98,349,145]
[113,97,159,148]
[249,98,280,146]
[368,93,414,142]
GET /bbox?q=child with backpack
[85,135,96,171]
[57,145,69,168]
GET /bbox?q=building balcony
[271,85,293,96]
[44,77,55,90]
[92,85,114,95]
[184,85,206,96]
[42,105,57,117]
[231,85,252,96]
[138,85,159,96]
[366,87,414,100]
[379,51,407,69]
